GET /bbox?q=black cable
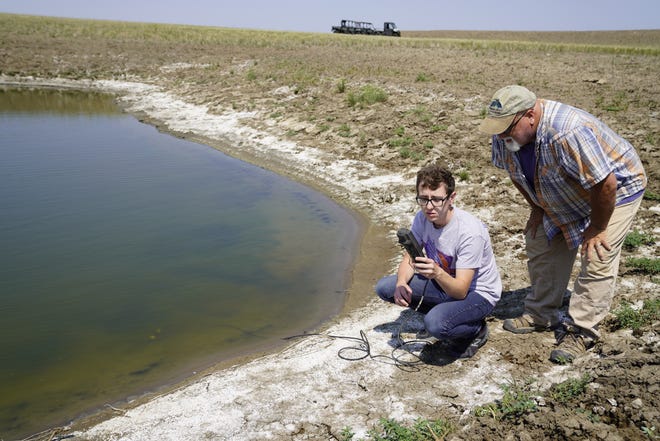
[284,329,426,371]
[284,279,436,370]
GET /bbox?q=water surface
[0,87,360,439]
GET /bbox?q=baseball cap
[479,85,537,135]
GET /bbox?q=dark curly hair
[416,164,455,195]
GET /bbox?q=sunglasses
[499,112,526,137]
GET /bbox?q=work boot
[549,331,592,364]
[503,315,553,334]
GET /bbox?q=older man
[479,85,646,363]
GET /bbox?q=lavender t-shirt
[411,207,502,305]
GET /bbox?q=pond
[0,87,360,439]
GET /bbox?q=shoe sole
[503,321,552,334]
[503,323,535,334]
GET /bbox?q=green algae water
[0,87,360,439]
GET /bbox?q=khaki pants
[524,196,643,339]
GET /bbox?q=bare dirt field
[1,15,659,441]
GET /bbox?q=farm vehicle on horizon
[331,20,400,37]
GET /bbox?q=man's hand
[413,256,438,279]
[582,173,616,262]
[582,225,611,262]
[524,206,544,238]
[393,283,413,307]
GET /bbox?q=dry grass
[1,13,659,54]
[405,29,660,49]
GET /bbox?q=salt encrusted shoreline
[3,76,567,441]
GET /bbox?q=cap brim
[478,114,516,135]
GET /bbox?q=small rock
[593,405,606,415]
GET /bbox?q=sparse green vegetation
[337,78,347,93]
[475,374,593,422]
[347,85,388,108]
[549,374,592,404]
[408,106,434,125]
[625,257,660,275]
[340,417,454,441]
[596,91,629,112]
[473,380,538,421]
[612,298,660,332]
[389,137,414,148]
[388,127,415,150]
[398,146,424,160]
[641,425,658,439]
[644,190,660,202]
[623,229,655,250]
[337,123,352,137]
[415,72,430,82]
[340,426,356,441]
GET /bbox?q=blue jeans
[375,274,494,341]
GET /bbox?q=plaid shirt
[492,99,646,249]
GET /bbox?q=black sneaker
[448,322,489,359]
[414,328,438,343]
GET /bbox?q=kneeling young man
[375,164,502,358]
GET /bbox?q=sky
[1,0,659,33]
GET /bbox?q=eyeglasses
[416,195,449,207]
[499,111,525,137]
